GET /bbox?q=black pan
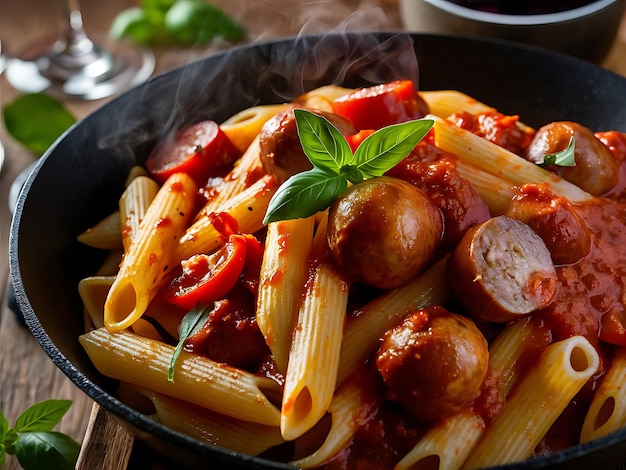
[9,32,626,469]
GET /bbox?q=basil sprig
[168,304,211,382]
[263,109,434,224]
[1,400,80,470]
[539,136,576,168]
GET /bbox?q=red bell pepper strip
[145,120,240,187]
[332,80,429,131]
[164,233,248,310]
[600,310,626,347]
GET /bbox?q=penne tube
[294,85,354,111]
[394,410,485,470]
[256,216,316,373]
[119,175,160,251]
[176,174,278,261]
[77,211,123,250]
[123,384,285,455]
[581,347,626,443]
[104,172,196,332]
[221,104,289,152]
[462,336,600,469]
[421,90,495,120]
[79,328,282,426]
[291,370,382,468]
[124,165,149,186]
[431,115,592,204]
[488,316,549,396]
[194,136,264,220]
[421,90,534,133]
[78,276,116,329]
[455,160,517,215]
[337,257,450,385]
[281,263,349,441]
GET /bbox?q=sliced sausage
[259,108,355,183]
[447,215,558,323]
[327,176,443,289]
[526,121,619,196]
[375,306,489,422]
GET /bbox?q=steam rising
[98,0,418,170]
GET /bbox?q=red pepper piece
[332,80,429,131]
[600,309,626,347]
[164,233,247,310]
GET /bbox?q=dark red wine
[446,0,596,14]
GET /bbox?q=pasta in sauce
[77,82,626,469]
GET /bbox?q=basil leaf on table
[15,432,80,470]
[3,94,76,156]
[14,400,72,433]
[1,400,79,470]
[111,0,245,46]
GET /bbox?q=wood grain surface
[0,1,624,469]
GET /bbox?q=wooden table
[1,1,625,469]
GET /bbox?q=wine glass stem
[40,0,109,81]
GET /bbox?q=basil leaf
[354,119,434,178]
[15,432,79,470]
[110,7,161,45]
[3,94,76,156]
[540,137,576,168]
[169,304,211,382]
[1,447,6,468]
[165,0,245,45]
[294,109,353,172]
[0,409,8,440]
[264,168,348,224]
[14,400,72,433]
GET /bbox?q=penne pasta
[431,115,592,204]
[281,263,349,441]
[80,328,282,426]
[104,172,196,332]
[581,347,626,443]
[291,370,382,468]
[176,174,278,261]
[394,410,485,470]
[220,104,290,152]
[78,276,116,329]
[294,85,354,111]
[76,211,123,250]
[122,384,285,455]
[119,175,160,251]
[256,216,316,373]
[194,135,264,220]
[421,90,495,120]
[462,336,600,469]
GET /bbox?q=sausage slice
[447,216,557,322]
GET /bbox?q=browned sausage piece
[259,108,355,183]
[375,306,489,422]
[447,215,557,323]
[327,176,443,290]
[505,184,591,265]
[526,121,619,196]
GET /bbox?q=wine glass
[4,0,155,100]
